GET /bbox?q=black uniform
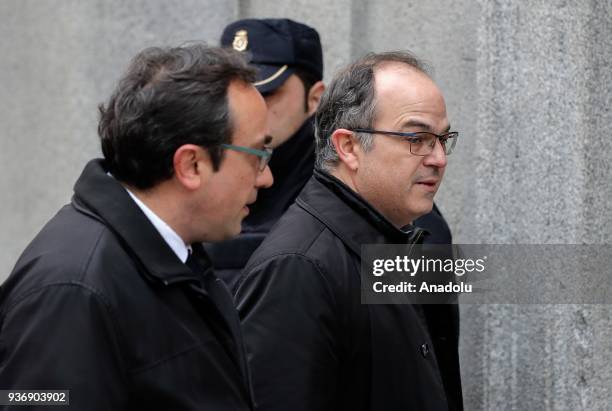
[0,160,253,410]
[235,170,463,411]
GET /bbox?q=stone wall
[1,1,609,409]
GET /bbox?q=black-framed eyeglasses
[220,144,273,171]
[351,129,458,156]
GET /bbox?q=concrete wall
[1,1,610,409]
[461,1,612,409]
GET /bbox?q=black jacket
[206,117,453,288]
[234,170,463,411]
[0,160,252,410]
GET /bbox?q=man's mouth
[415,179,439,191]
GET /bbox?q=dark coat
[234,170,463,411]
[0,160,253,410]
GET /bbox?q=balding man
[235,51,463,411]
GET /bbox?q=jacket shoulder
[1,204,132,311]
[238,201,358,298]
[242,203,337,274]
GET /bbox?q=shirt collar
[75,161,197,284]
[123,187,192,263]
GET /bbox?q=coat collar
[72,159,198,285]
[296,170,425,256]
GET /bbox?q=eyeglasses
[351,129,458,156]
[220,144,273,171]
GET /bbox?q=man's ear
[331,129,361,171]
[173,144,213,190]
[307,80,325,116]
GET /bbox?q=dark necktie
[185,244,251,391]
[185,249,208,276]
[185,245,239,336]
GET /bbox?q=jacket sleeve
[235,255,340,411]
[0,284,128,410]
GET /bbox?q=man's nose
[256,164,274,189]
[423,138,447,168]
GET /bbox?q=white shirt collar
[124,188,191,263]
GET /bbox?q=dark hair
[98,43,256,189]
[294,67,320,112]
[314,51,429,171]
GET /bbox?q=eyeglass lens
[258,148,272,171]
[409,133,456,156]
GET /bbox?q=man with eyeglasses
[205,18,326,290]
[234,52,463,410]
[0,44,272,410]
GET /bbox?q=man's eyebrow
[401,120,434,131]
[401,120,451,133]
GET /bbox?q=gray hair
[314,51,429,172]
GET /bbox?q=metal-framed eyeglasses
[351,129,458,156]
[220,144,273,171]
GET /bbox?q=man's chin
[201,221,243,243]
[227,223,243,240]
[406,203,434,224]
[421,201,435,216]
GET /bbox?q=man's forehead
[372,63,448,129]
[227,80,270,145]
[374,63,444,103]
[374,60,428,78]
[373,62,434,92]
